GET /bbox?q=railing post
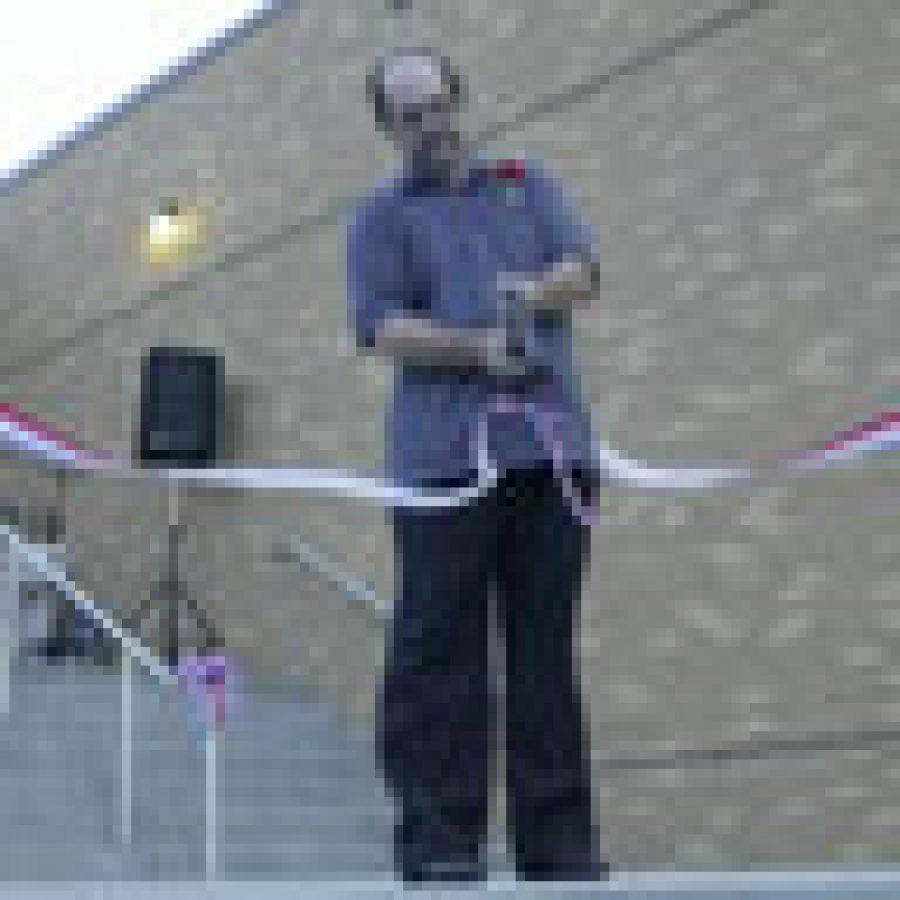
[205,715,218,881]
[1,530,23,717]
[120,653,134,850]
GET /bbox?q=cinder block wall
[2,0,899,867]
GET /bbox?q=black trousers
[380,463,597,876]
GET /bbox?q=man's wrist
[500,258,592,313]
[540,257,594,309]
[474,327,509,370]
[496,272,542,311]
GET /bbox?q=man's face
[381,55,463,172]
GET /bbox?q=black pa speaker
[135,346,223,467]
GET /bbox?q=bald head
[366,48,469,180]
[383,54,444,105]
[367,48,463,128]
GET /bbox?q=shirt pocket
[496,209,545,275]
[407,206,496,329]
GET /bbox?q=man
[347,47,608,885]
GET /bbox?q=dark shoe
[518,855,611,882]
[28,635,71,662]
[401,858,487,887]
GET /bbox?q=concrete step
[218,804,391,844]
[0,843,123,881]
[0,659,397,881]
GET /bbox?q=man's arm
[518,163,599,314]
[367,314,502,369]
[349,197,530,374]
[517,256,597,313]
[368,314,549,388]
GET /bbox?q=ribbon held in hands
[2,398,899,518]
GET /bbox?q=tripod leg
[163,575,182,668]
[123,590,157,637]
[159,482,221,663]
[182,587,220,653]
[163,486,183,667]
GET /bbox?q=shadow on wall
[220,379,248,463]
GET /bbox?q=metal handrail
[0,516,384,880]
[1,521,174,685]
[0,519,181,862]
[270,533,389,620]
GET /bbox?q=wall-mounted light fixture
[138,197,206,268]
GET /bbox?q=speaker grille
[135,347,222,468]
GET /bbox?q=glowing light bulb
[139,198,206,268]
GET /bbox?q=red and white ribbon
[2,399,898,526]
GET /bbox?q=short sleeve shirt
[346,155,599,485]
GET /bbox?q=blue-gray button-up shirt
[347,155,598,485]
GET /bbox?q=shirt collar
[397,153,496,197]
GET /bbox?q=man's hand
[370,316,547,386]
[476,326,552,390]
[497,257,595,314]
[541,257,594,309]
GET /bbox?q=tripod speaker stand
[127,478,219,667]
[129,346,224,667]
